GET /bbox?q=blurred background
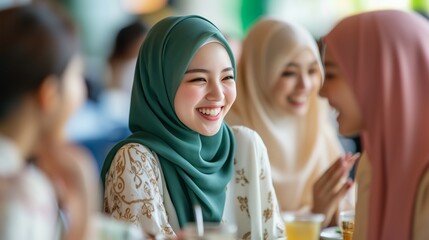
[1,0,427,169]
[1,0,426,93]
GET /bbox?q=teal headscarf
[101,15,236,228]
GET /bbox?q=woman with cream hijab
[321,10,429,240]
[226,18,357,226]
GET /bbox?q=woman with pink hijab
[320,10,429,240]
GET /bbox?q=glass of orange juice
[282,212,325,240]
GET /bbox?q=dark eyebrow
[185,68,209,74]
[185,67,233,74]
[222,67,233,72]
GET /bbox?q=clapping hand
[312,152,360,227]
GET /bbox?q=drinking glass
[282,212,325,240]
[339,210,355,240]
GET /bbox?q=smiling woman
[320,10,429,240]
[101,15,285,239]
[226,17,356,227]
[319,46,363,136]
[175,41,236,136]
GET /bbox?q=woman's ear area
[36,75,62,114]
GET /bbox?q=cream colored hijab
[227,18,342,212]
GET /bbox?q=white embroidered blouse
[104,126,285,239]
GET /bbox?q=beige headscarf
[227,18,342,212]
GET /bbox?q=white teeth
[198,108,221,117]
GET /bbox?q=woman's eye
[189,78,206,83]
[324,73,336,80]
[223,75,235,81]
[308,68,318,75]
[281,71,296,77]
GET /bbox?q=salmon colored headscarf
[227,18,343,212]
[325,10,429,240]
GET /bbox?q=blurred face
[319,46,363,136]
[174,42,236,136]
[54,55,87,137]
[272,49,320,116]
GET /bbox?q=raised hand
[312,152,360,227]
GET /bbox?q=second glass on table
[339,210,355,240]
[282,212,325,240]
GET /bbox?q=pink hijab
[325,10,429,240]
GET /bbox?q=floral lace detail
[259,168,266,180]
[238,196,250,217]
[263,192,273,222]
[242,231,251,240]
[236,169,249,187]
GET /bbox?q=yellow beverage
[341,221,354,240]
[285,221,321,240]
[340,210,355,240]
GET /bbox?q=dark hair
[110,19,148,60]
[0,2,77,119]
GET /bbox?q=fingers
[317,158,347,194]
[333,179,354,203]
[312,153,359,224]
[318,153,360,194]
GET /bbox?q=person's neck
[0,111,39,161]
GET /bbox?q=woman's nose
[297,74,313,91]
[206,81,224,101]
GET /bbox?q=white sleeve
[103,143,176,239]
[230,126,285,240]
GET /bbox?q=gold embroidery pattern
[129,145,148,189]
[113,149,126,193]
[235,169,249,187]
[259,168,265,180]
[242,231,251,240]
[104,197,110,214]
[237,196,250,217]
[104,144,172,234]
[263,207,273,223]
[141,202,155,218]
[161,224,174,236]
[263,229,268,240]
[111,195,121,213]
[263,191,273,223]
[123,208,137,221]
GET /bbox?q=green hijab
[101,15,236,228]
